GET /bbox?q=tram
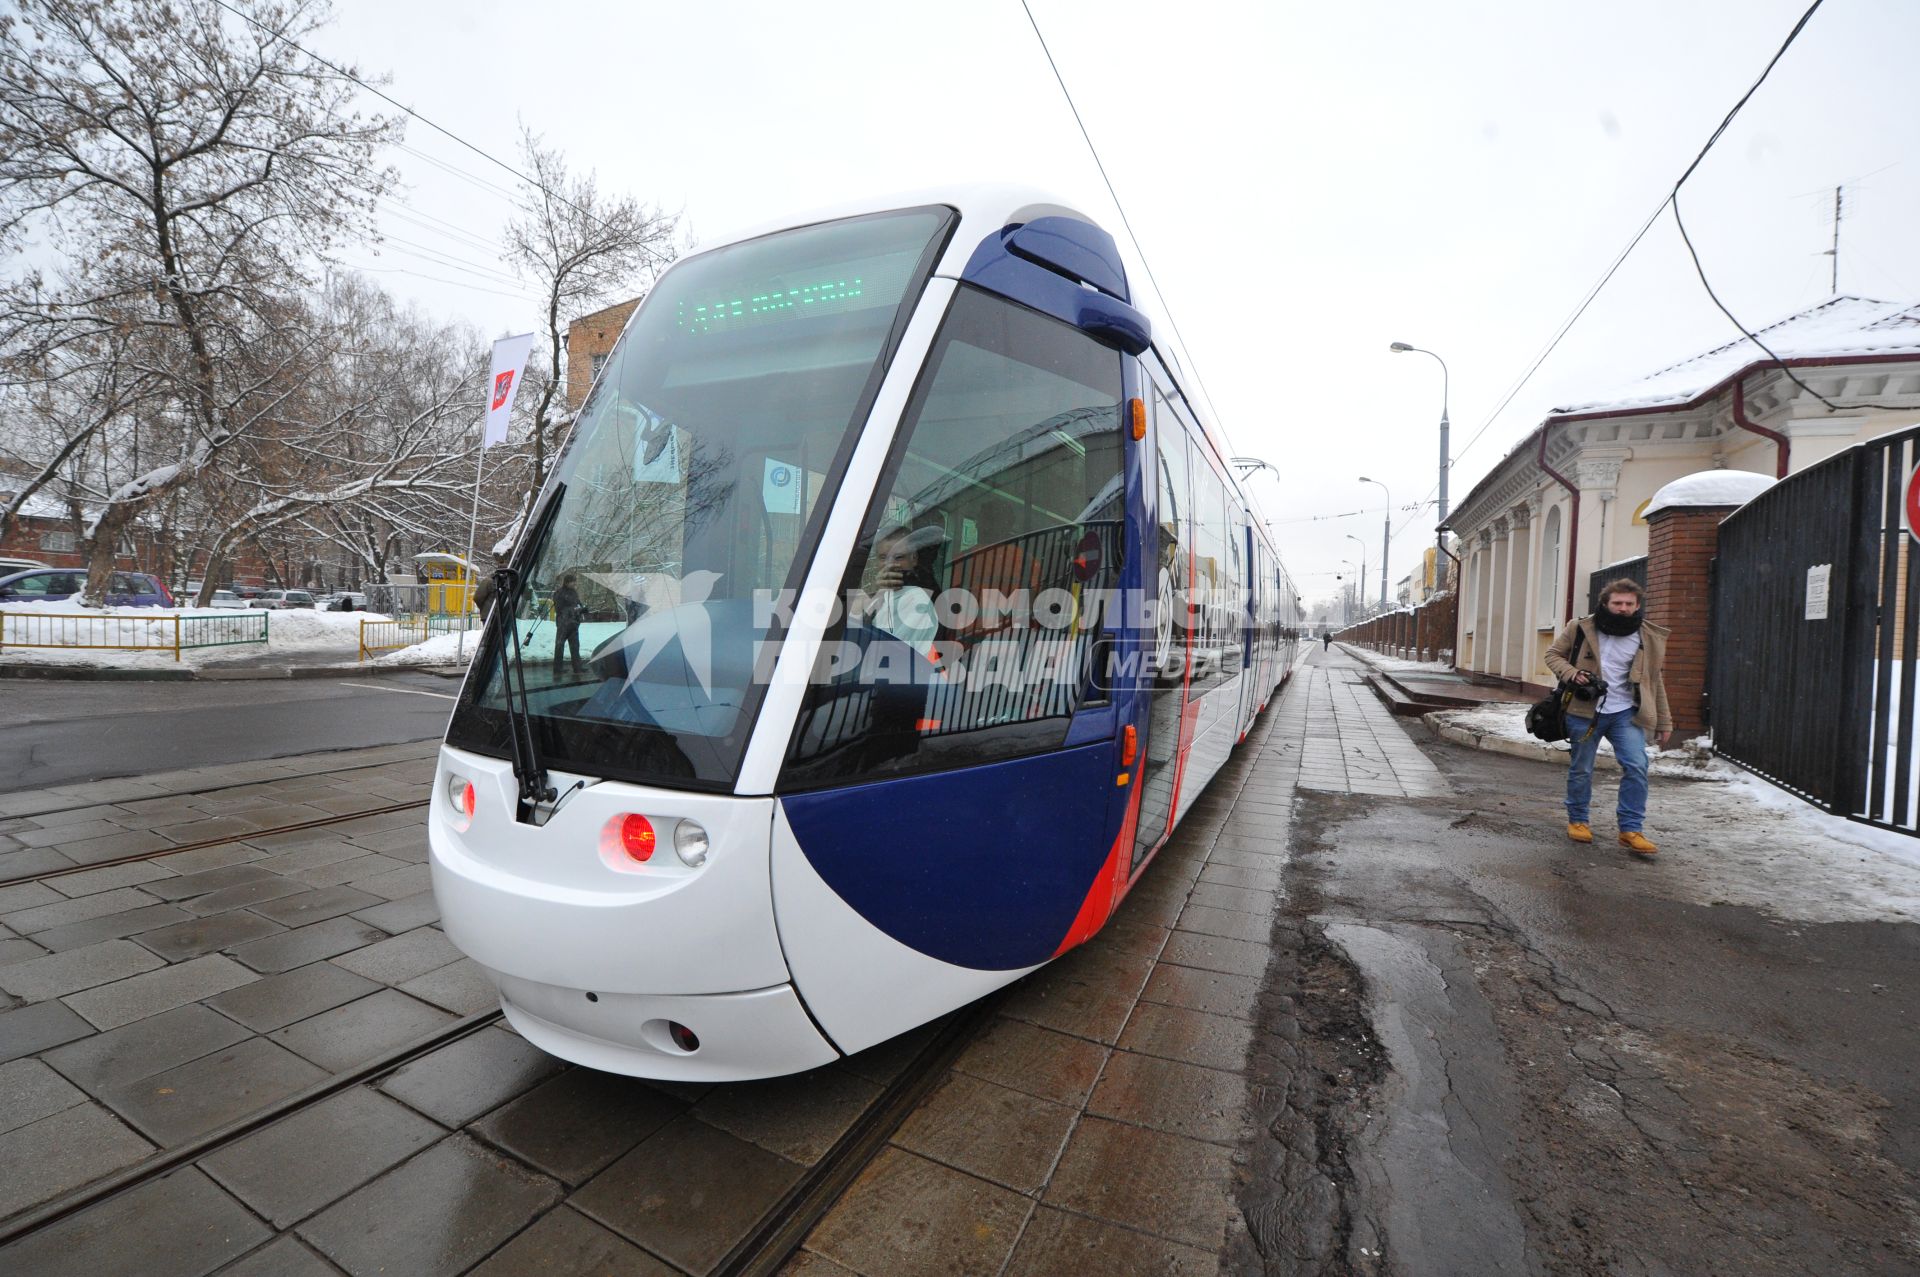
[431,187,1302,1080]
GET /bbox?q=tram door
[1130,390,1190,873]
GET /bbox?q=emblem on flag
[492,371,515,410]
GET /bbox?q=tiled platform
[1274,652,1446,799]
[1,647,1458,1274]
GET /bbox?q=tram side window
[1186,441,1234,693]
[781,285,1125,787]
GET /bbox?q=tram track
[0,798,433,892]
[0,991,1003,1272]
[0,1006,505,1248]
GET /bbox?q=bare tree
[504,127,678,493]
[186,277,487,601]
[0,0,398,605]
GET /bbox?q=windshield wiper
[489,564,557,816]
[486,482,571,821]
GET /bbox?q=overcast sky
[317,0,1920,606]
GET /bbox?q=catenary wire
[207,0,675,268]
[1391,0,1850,560]
[1018,0,1229,436]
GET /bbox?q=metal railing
[358,614,466,661]
[0,610,269,661]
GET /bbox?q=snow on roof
[1644,470,1775,519]
[1555,296,1920,415]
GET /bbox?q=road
[0,674,459,793]
[1230,653,1920,1276]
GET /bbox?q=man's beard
[1596,608,1644,636]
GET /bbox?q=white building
[1447,296,1920,687]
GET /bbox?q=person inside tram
[856,524,940,650]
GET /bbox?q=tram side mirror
[1071,290,1152,356]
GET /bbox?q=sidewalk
[787,646,1449,1272]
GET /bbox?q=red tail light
[619,814,656,862]
[157,579,174,605]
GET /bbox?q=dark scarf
[1594,609,1644,637]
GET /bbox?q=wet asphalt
[1232,679,1920,1276]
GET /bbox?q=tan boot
[1567,822,1592,844]
[1619,830,1658,856]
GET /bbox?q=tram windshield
[447,207,956,789]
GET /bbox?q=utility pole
[1826,185,1843,294]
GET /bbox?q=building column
[1473,530,1495,673]
[1486,517,1511,678]
[1502,505,1532,680]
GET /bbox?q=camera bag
[1524,626,1589,743]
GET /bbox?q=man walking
[551,573,586,678]
[1544,578,1673,856]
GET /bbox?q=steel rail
[0,798,432,892]
[0,1006,505,1248]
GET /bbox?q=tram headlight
[673,820,710,868]
[446,775,476,833]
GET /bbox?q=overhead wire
[207,0,675,269]
[1018,0,1229,435]
[1390,0,1856,559]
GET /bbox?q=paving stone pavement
[0,648,1458,1274]
[1273,648,1446,799]
[0,742,461,1226]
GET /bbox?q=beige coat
[1544,616,1673,735]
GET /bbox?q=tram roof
[687,185,1277,559]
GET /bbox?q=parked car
[249,589,316,610]
[206,590,250,609]
[0,568,173,607]
[0,556,49,577]
[227,584,264,600]
[319,591,367,612]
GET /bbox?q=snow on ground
[371,630,483,668]
[1433,702,1733,780]
[1343,648,1455,676]
[1639,767,1920,926]
[1432,701,1920,924]
[0,599,391,668]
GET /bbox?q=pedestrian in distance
[1544,578,1673,856]
[1322,629,1331,650]
[551,573,586,678]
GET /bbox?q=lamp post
[1357,477,1389,612]
[1343,535,1367,619]
[1340,559,1358,626]
[1389,342,1450,569]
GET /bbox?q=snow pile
[371,629,483,667]
[1642,470,1774,519]
[0,599,394,667]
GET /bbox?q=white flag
[483,332,536,448]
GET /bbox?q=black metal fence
[1711,423,1920,833]
[1588,556,1648,614]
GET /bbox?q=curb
[1421,714,1617,770]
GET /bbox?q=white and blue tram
[431,187,1302,1079]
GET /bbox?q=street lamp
[1358,477,1389,612]
[1389,342,1451,567]
[1340,559,1358,626]
[1343,535,1367,618]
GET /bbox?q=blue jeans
[1564,708,1647,832]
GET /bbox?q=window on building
[590,352,609,380]
[1538,506,1561,626]
[40,530,76,553]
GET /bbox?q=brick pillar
[1642,504,1740,737]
